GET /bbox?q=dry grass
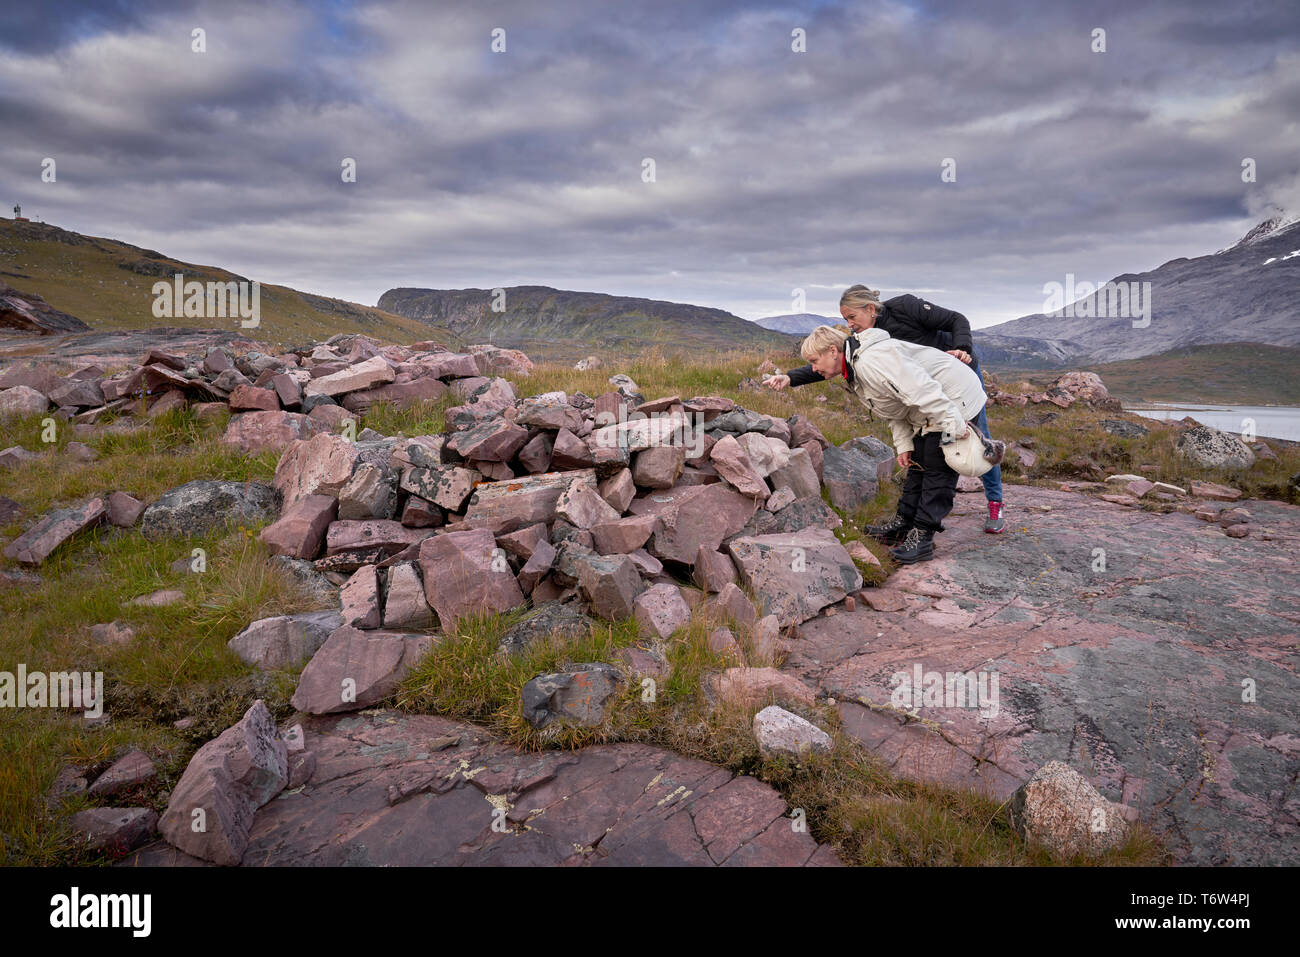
[0,520,317,865]
[0,406,279,531]
[0,409,326,864]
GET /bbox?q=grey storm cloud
[1,0,1297,327]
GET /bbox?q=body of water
[1124,403,1300,441]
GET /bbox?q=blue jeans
[969,357,1003,504]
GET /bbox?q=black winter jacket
[785,294,974,386]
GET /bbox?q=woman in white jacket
[798,324,989,564]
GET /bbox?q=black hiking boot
[890,526,935,564]
[865,513,912,546]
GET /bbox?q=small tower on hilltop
[12,204,29,222]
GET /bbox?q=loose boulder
[1175,425,1256,470]
[382,562,436,630]
[3,497,106,565]
[273,433,360,508]
[726,527,862,626]
[627,483,759,563]
[304,355,395,397]
[1007,760,1132,858]
[87,750,157,798]
[69,808,158,853]
[141,480,278,538]
[228,610,343,669]
[633,581,692,639]
[521,662,622,729]
[258,494,336,559]
[157,700,288,866]
[418,527,524,626]
[709,434,769,498]
[821,443,888,510]
[498,600,593,656]
[462,469,598,534]
[577,552,644,620]
[0,385,50,418]
[223,411,319,455]
[753,705,833,758]
[290,626,433,714]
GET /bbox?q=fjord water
[1125,402,1300,441]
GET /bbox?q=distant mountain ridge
[11,212,1293,382]
[980,214,1300,366]
[378,285,797,359]
[753,313,839,334]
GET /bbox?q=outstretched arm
[785,365,823,386]
[764,364,824,390]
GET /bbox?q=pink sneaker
[985,501,1006,534]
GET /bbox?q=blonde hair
[840,284,882,312]
[800,324,848,361]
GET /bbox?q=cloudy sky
[2,0,1297,328]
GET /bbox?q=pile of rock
[1191,502,1259,539]
[1,492,144,565]
[11,336,893,865]
[232,374,883,717]
[0,332,533,456]
[0,334,540,563]
[1,337,889,607]
[253,378,870,645]
[987,370,1122,411]
[1098,473,1190,506]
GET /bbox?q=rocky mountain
[980,213,1300,365]
[753,313,838,335]
[377,285,797,361]
[0,217,455,349]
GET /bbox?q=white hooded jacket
[842,327,987,455]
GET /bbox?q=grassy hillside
[378,284,800,364]
[995,342,1300,405]
[0,218,461,352]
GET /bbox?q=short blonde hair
[800,324,848,361]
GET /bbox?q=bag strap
[845,331,861,364]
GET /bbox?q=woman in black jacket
[766,284,1006,533]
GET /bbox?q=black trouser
[897,430,958,533]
